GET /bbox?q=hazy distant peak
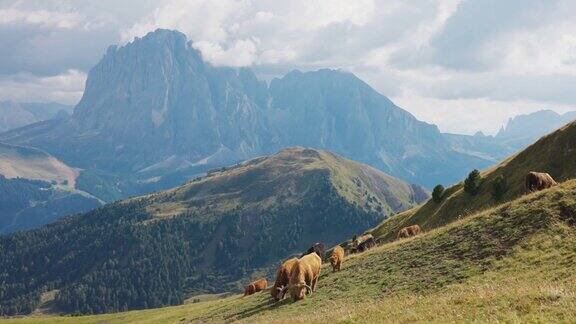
[497,109,576,139]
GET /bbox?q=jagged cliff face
[70,30,273,172]
[0,29,491,195]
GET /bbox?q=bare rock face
[54,30,272,173]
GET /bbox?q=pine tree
[491,175,507,201]
[432,185,445,203]
[464,169,482,195]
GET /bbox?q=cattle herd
[243,225,421,301]
[243,171,558,302]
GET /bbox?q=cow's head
[244,284,254,296]
[289,282,312,301]
[329,255,337,267]
[271,285,285,301]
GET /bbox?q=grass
[140,147,425,220]
[370,120,576,243]
[6,179,576,323]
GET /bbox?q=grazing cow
[244,278,268,296]
[354,234,373,247]
[356,237,376,252]
[285,252,322,301]
[301,242,325,260]
[271,257,298,301]
[525,171,557,194]
[397,225,422,240]
[329,246,345,272]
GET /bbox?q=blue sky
[1,0,575,134]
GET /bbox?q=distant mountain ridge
[496,109,576,150]
[0,101,72,132]
[0,147,428,315]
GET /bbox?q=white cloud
[391,90,576,136]
[493,22,576,75]
[194,39,258,67]
[120,0,381,67]
[0,8,84,28]
[0,70,86,104]
[120,0,247,44]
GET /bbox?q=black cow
[301,242,325,260]
[356,237,376,253]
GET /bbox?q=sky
[1,0,575,135]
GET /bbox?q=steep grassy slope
[10,179,576,323]
[0,147,426,316]
[372,120,576,242]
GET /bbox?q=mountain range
[0,29,492,197]
[0,29,574,236]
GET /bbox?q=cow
[284,252,322,301]
[244,278,268,296]
[329,246,344,272]
[354,233,373,247]
[356,236,376,252]
[397,224,422,240]
[525,171,557,194]
[270,257,298,302]
[301,242,325,260]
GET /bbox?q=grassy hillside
[141,147,428,219]
[0,143,102,234]
[0,142,78,187]
[0,147,426,316]
[9,178,576,323]
[372,120,576,242]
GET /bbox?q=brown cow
[270,257,298,301]
[525,171,557,194]
[329,246,344,272]
[285,252,322,301]
[397,224,422,240]
[244,278,268,296]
